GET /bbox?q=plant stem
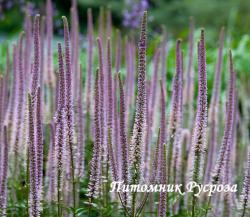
[117,192,130,217]
[88,198,92,217]
[166,136,174,214]
[192,192,196,217]
[204,196,212,217]
[192,152,201,217]
[57,168,62,217]
[26,146,30,217]
[105,162,110,209]
[69,140,76,217]
[131,192,137,217]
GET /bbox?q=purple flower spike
[130,11,147,185]
[160,80,166,153]
[191,30,207,183]
[114,114,121,180]
[0,127,9,216]
[157,81,167,217]
[212,50,236,185]
[62,17,76,205]
[173,45,184,185]
[107,38,113,129]
[118,73,129,205]
[86,8,94,114]
[128,12,148,217]
[31,14,40,97]
[7,45,18,131]
[96,37,105,157]
[205,27,225,184]
[210,27,225,112]
[106,38,118,182]
[107,130,118,183]
[115,30,122,73]
[87,69,101,200]
[149,48,160,116]
[113,30,121,174]
[161,26,167,83]
[70,0,80,100]
[36,87,43,193]
[28,94,39,217]
[143,81,151,180]
[57,43,65,109]
[55,43,66,214]
[125,38,136,124]
[241,147,250,217]
[76,66,85,178]
[190,29,208,216]
[39,16,45,100]
[46,0,54,86]
[222,115,234,217]
[167,39,183,183]
[62,16,73,111]
[0,77,3,126]
[158,143,167,217]
[13,33,25,172]
[24,12,32,89]
[183,18,195,129]
[3,47,10,120]
[46,123,56,202]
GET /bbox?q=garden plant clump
[0,0,250,217]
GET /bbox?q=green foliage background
[0,1,250,216]
[1,0,250,71]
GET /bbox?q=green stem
[192,152,201,217]
[192,192,196,217]
[57,168,62,217]
[88,199,92,217]
[135,192,149,217]
[204,196,212,217]
[117,192,130,217]
[69,141,76,217]
[105,162,110,209]
[131,192,137,217]
[166,137,174,214]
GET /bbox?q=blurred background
[1,0,250,79]
[0,0,250,43]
